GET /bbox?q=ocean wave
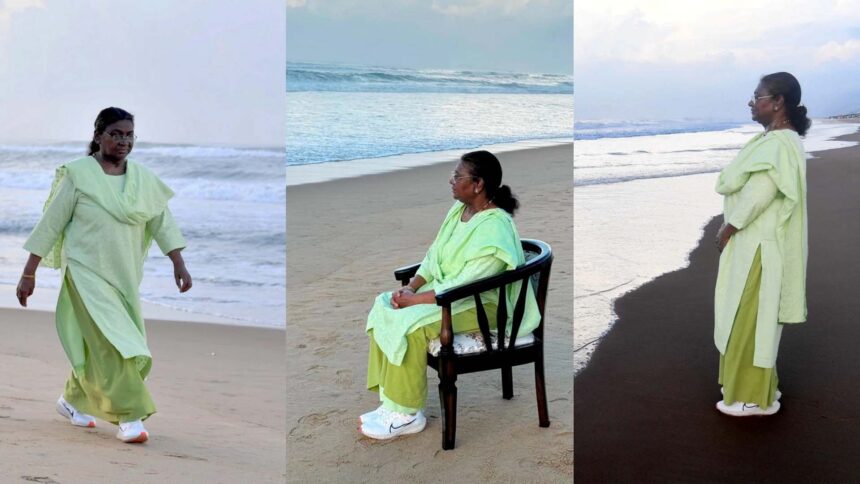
[287,63,573,94]
[167,178,285,203]
[574,120,744,140]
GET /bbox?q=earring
[773,106,778,111]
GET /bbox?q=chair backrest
[502,238,552,350]
[433,238,553,355]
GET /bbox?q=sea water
[286,62,574,183]
[573,119,860,374]
[0,142,285,327]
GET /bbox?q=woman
[361,150,540,440]
[714,72,810,416]
[16,107,192,442]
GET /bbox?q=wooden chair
[394,238,553,450]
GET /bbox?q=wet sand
[574,132,860,482]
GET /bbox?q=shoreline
[0,283,282,328]
[285,137,572,186]
[573,121,860,374]
[286,143,572,482]
[574,130,860,481]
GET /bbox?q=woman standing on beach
[713,72,810,416]
[16,107,191,442]
[361,150,540,440]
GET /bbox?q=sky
[0,0,284,146]
[574,0,860,121]
[285,0,573,75]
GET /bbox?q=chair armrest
[434,258,545,306]
[394,263,420,285]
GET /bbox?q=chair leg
[534,355,550,427]
[438,379,457,450]
[502,365,513,400]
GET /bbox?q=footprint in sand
[334,369,352,388]
[21,477,60,484]
[289,409,347,442]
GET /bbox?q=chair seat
[427,330,535,357]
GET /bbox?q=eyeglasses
[106,133,137,142]
[750,94,773,104]
[449,171,475,182]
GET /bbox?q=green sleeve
[23,177,77,257]
[727,170,779,230]
[434,254,508,293]
[415,248,435,284]
[146,207,187,255]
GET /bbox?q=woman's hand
[16,276,35,307]
[17,253,41,307]
[391,287,415,309]
[715,223,738,253]
[390,286,415,308]
[391,288,436,309]
[174,264,192,293]
[167,249,192,293]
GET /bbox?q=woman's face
[449,161,477,203]
[748,82,776,127]
[95,119,135,161]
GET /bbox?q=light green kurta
[714,130,808,368]
[366,201,540,366]
[24,157,185,375]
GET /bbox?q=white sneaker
[56,396,96,428]
[359,405,392,425]
[721,387,782,400]
[360,410,426,440]
[116,420,149,443]
[716,400,781,417]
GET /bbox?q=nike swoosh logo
[62,401,75,416]
[742,404,759,410]
[390,419,416,432]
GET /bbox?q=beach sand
[286,144,573,482]
[574,132,860,482]
[0,308,285,483]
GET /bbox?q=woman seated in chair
[361,150,540,440]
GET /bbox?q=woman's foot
[56,396,96,428]
[359,405,391,425]
[117,420,149,443]
[360,410,426,440]
[716,400,781,416]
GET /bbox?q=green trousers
[366,306,493,412]
[62,271,156,424]
[719,247,779,409]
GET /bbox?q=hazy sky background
[575,0,860,122]
[286,0,573,75]
[0,0,284,146]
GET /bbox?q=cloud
[431,0,532,16]
[575,0,860,66]
[816,39,860,63]
[0,0,43,32]
[285,0,305,7]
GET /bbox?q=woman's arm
[717,171,779,252]
[16,253,42,307]
[167,248,192,293]
[391,255,507,309]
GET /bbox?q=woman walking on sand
[713,72,810,416]
[16,107,192,442]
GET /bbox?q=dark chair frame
[394,238,553,450]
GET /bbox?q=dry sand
[286,144,573,482]
[0,308,285,483]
